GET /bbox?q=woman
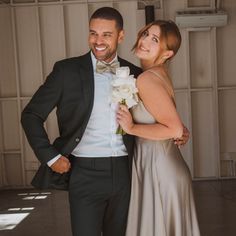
[117,20,201,236]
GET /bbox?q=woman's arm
[117,71,183,140]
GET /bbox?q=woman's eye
[141,30,148,37]
[152,37,158,43]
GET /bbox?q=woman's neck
[141,60,164,71]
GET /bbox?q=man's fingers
[51,156,71,174]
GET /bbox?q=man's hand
[50,156,71,174]
[174,126,190,147]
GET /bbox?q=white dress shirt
[48,52,127,166]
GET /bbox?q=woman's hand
[174,126,190,147]
[117,104,134,134]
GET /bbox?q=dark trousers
[68,156,131,236]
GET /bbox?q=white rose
[116,67,130,78]
[112,74,136,87]
[111,66,139,135]
[112,84,138,108]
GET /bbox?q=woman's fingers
[117,106,130,120]
[116,104,134,134]
[120,104,128,111]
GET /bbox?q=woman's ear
[163,50,174,60]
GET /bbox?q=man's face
[88,18,124,63]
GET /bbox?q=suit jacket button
[75,138,80,142]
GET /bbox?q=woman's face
[135,25,164,64]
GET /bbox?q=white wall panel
[1,101,20,150]
[163,0,185,20]
[191,91,217,178]
[216,0,236,177]
[115,1,139,65]
[39,5,67,145]
[0,107,4,187]
[188,0,211,7]
[189,31,212,88]
[0,7,17,97]
[88,0,111,2]
[39,5,66,77]
[13,0,35,3]
[218,90,236,152]
[0,156,3,187]
[161,0,187,89]
[217,1,236,87]
[64,3,89,57]
[169,35,188,89]
[4,154,22,186]
[14,6,42,96]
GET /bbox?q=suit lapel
[118,57,125,67]
[78,52,94,112]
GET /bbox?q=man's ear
[118,30,125,44]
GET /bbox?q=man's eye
[104,34,112,37]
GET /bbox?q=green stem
[116,99,127,135]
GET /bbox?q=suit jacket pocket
[31,164,71,191]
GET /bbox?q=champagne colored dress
[125,70,201,236]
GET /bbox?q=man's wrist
[47,154,61,167]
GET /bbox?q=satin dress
[125,71,201,236]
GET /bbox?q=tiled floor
[0,180,236,236]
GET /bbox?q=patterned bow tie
[96,60,120,74]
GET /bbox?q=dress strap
[147,69,176,105]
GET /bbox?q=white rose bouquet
[112,66,139,135]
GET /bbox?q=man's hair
[90,7,123,31]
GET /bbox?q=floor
[0,180,236,236]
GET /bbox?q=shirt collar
[90,51,118,71]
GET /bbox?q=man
[21,7,141,236]
[21,7,188,236]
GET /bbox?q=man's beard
[91,46,117,62]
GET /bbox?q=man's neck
[90,51,118,64]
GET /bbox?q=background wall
[0,0,236,188]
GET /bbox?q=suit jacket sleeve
[21,62,63,164]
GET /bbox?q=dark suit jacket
[21,52,142,190]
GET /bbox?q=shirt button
[75,138,80,142]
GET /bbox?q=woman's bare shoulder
[136,67,167,87]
